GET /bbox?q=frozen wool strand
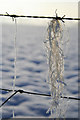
[45,19,65,114]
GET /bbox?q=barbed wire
[0,88,80,107]
[0,12,80,108]
[0,13,80,21]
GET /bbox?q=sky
[0,0,79,25]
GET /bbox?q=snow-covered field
[0,21,78,118]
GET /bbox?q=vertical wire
[13,18,17,92]
[13,18,17,118]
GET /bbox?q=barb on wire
[0,13,80,20]
[0,88,80,107]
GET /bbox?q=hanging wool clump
[44,17,66,114]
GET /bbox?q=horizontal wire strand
[0,88,80,107]
[0,13,80,20]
